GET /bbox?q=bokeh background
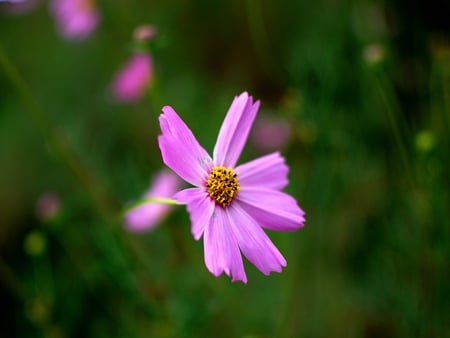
[1,0,449,337]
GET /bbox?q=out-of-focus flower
[1,0,39,15]
[158,92,305,283]
[415,130,436,153]
[250,114,291,152]
[133,24,157,42]
[363,43,385,65]
[36,192,61,221]
[24,230,47,256]
[125,170,182,232]
[111,52,153,103]
[50,0,99,40]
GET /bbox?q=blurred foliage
[1,0,450,337]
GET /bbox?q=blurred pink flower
[363,43,385,65]
[125,170,182,232]
[111,53,153,103]
[50,0,99,40]
[250,115,291,152]
[36,192,61,221]
[1,0,39,15]
[133,24,157,42]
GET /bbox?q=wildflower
[50,0,99,40]
[363,43,385,65]
[24,231,47,257]
[251,114,291,152]
[111,52,152,103]
[125,170,182,232]
[133,24,157,42]
[36,191,61,222]
[1,0,38,14]
[415,130,436,153]
[158,92,305,283]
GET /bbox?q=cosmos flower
[158,92,305,283]
[50,0,99,40]
[36,191,61,222]
[363,43,385,65]
[133,24,157,42]
[111,52,152,103]
[0,0,39,15]
[251,114,292,152]
[124,170,182,232]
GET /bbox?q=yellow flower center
[206,166,240,207]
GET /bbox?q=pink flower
[36,192,61,221]
[124,170,182,232]
[111,53,152,103]
[158,92,305,283]
[251,115,292,152]
[1,0,39,15]
[51,0,99,40]
[133,24,157,42]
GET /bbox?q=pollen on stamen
[206,166,240,207]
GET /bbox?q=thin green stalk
[124,197,180,211]
[0,40,119,220]
[246,0,282,84]
[31,247,55,307]
[441,65,450,143]
[373,72,415,188]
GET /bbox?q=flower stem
[0,39,119,220]
[440,64,450,143]
[123,197,180,213]
[246,0,283,84]
[372,71,416,188]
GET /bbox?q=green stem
[373,71,415,187]
[124,197,181,213]
[441,64,450,143]
[0,39,119,220]
[246,0,282,84]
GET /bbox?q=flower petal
[51,0,99,40]
[174,187,215,240]
[124,203,171,232]
[203,208,247,283]
[228,203,287,275]
[124,170,182,232]
[213,92,260,167]
[111,53,152,103]
[250,115,291,152]
[158,106,212,186]
[237,187,305,231]
[235,152,289,190]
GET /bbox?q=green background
[1,0,449,337]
